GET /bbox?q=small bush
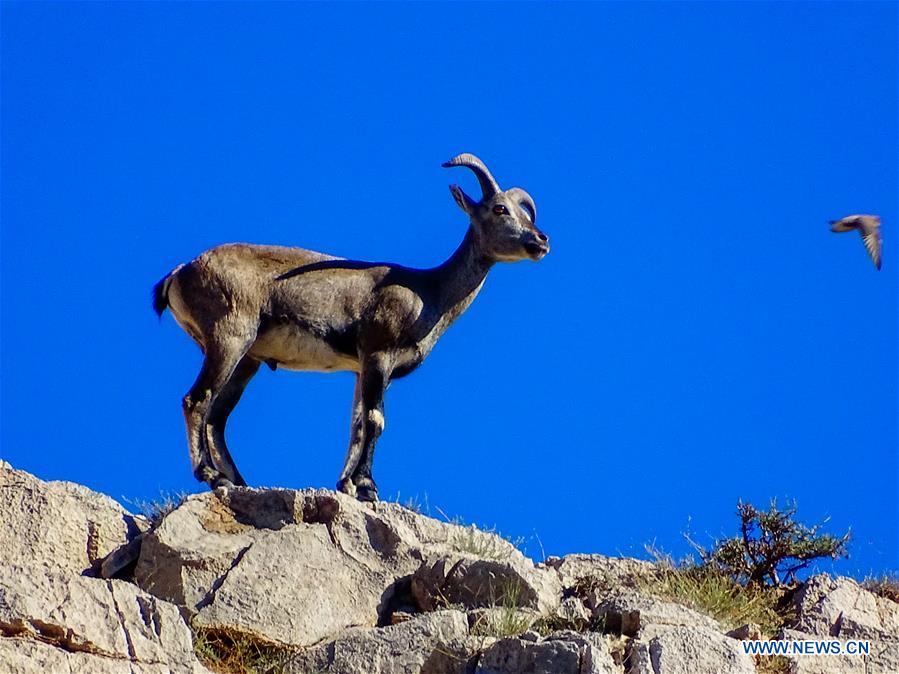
[694,499,850,587]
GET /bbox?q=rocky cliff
[0,461,896,674]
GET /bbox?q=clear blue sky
[2,2,896,578]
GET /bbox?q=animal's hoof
[336,478,357,497]
[195,466,219,485]
[212,476,236,489]
[355,486,379,502]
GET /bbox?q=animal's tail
[152,264,185,318]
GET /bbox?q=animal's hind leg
[182,335,254,489]
[205,356,261,487]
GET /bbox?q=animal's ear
[449,184,477,216]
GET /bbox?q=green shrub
[695,499,850,587]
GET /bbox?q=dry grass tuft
[638,550,789,637]
[863,573,899,604]
[123,490,190,525]
[192,626,300,674]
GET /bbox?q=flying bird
[830,214,882,270]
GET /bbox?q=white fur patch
[368,409,385,431]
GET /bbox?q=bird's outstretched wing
[830,214,882,270]
[860,227,882,270]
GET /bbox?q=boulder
[412,556,561,615]
[542,631,622,674]
[546,554,658,591]
[0,638,135,674]
[0,461,144,575]
[193,521,396,647]
[0,637,211,674]
[628,624,756,674]
[775,627,899,674]
[555,596,594,630]
[134,487,560,648]
[283,610,475,674]
[582,587,721,637]
[0,564,207,673]
[792,575,899,643]
[476,630,618,674]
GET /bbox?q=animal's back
[161,243,340,349]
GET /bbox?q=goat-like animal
[153,153,549,501]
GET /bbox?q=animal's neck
[432,226,494,314]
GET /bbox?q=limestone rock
[412,556,561,615]
[283,610,475,674]
[135,487,560,648]
[15,462,899,674]
[134,493,258,609]
[0,564,204,672]
[792,575,899,642]
[629,624,756,674]
[776,627,899,674]
[0,638,134,674]
[583,587,721,636]
[0,461,144,575]
[783,576,899,674]
[476,630,619,674]
[554,596,593,630]
[0,636,212,674]
[546,554,658,591]
[192,521,393,647]
[135,488,423,647]
[543,631,622,674]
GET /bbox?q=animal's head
[443,153,549,262]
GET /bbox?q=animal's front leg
[350,356,390,502]
[337,375,364,497]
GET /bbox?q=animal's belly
[249,325,360,373]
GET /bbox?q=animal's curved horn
[506,187,537,223]
[441,153,500,200]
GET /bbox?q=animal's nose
[536,231,548,244]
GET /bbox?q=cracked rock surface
[134,487,561,647]
[3,461,899,674]
[0,565,208,672]
[284,609,477,674]
[0,461,145,576]
[0,463,210,674]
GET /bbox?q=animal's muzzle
[524,231,550,260]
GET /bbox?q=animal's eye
[492,204,508,215]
